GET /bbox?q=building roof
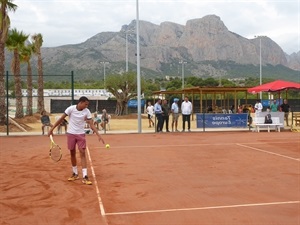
[152,86,250,95]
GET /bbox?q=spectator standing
[181,96,193,132]
[270,99,278,112]
[162,99,170,132]
[171,98,180,132]
[280,99,291,126]
[237,105,243,114]
[154,99,163,132]
[146,101,155,128]
[228,105,235,114]
[254,99,263,114]
[249,105,255,113]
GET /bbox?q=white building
[21,89,114,98]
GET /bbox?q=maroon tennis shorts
[67,133,86,151]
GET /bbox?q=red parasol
[248,80,300,94]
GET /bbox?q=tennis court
[0,132,299,225]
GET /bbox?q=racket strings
[50,145,62,162]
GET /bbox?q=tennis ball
[105,144,110,149]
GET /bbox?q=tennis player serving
[48,96,104,185]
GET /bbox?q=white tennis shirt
[147,105,154,116]
[254,102,263,113]
[181,101,193,115]
[65,105,92,134]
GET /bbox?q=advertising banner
[127,99,145,108]
[196,113,248,128]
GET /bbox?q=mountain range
[10,15,300,82]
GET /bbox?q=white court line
[236,143,300,161]
[96,141,296,149]
[105,201,299,216]
[98,143,229,149]
[86,147,108,224]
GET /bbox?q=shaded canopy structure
[248,80,300,94]
[152,87,250,114]
[247,80,300,101]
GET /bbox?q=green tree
[32,33,44,113]
[0,0,17,124]
[105,71,143,116]
[143,80,159,99]
[220,79,236,87]
[6,28,28,118]
[203,77,219,87]
[186,77,204,87]
[20,43,34,115]
[166,78,182,90]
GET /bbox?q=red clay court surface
[0,132,299,225]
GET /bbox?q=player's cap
[174,98,179,102]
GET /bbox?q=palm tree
[20,44,34,116]
[6,28,28,118]
[0,0,17,124]
[32,33,44,113]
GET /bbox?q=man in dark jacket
[280,99,290,126]
[162,99,170,132]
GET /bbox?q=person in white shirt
[254,99,263,114]
[181,96,193,132]
[146,101,155,128]
[48,96,104,185]
[171,98,180,132]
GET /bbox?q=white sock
[82,168,87,178]
[72,166,78,175]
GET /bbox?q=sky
[9,0,300,54]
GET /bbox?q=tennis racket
[49,135,62,162]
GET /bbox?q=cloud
[10,0,299,54]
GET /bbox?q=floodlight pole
[101,62,109,88]
[125,30,134,72]
[259,37,262,100]
[136,0,142,133]
[179,60,187,99]
[255,35,263,100]
[126,32,129,72]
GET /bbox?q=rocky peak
[286,52,300,70]
[10,15,298,80]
